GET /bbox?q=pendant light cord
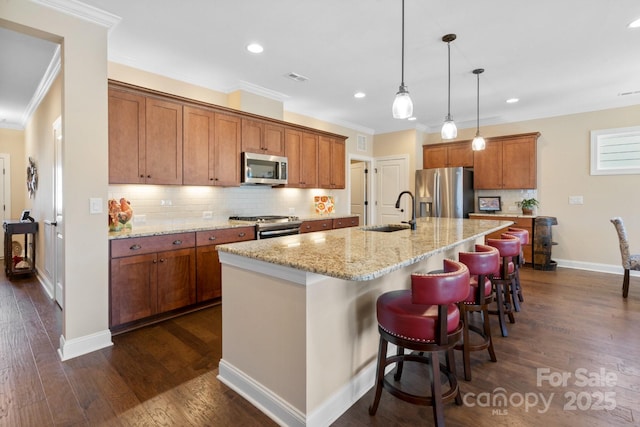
[476,72,480,134]
[447,41,451,116]
[400,0,405,86]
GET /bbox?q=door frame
[0,154,11,259]
[347,153,373,227]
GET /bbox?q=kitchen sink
[361,224,411,233]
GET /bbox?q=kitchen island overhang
[217,217,512,427]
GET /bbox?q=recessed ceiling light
[407,116,417,121]
[246,43,264,54]
[506,98,519,104]
[628,17,640,28]
[354,92,366,99]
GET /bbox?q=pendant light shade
[472,68,486,151]
[392,0,413,119]
[441,34,457,140]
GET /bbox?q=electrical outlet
[568,195,584,205]
[202,211,213,219]
[134,214,146,224]
[89,197,102,214]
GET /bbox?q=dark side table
[3,220,38,279]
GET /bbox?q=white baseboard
[554,258,639,277]
[35,269,54,299]
[58,329,113,361]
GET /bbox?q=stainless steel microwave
[241,152,288,185]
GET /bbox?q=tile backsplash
[475,189,538,214]
[108,185,346,225]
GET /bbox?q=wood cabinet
[300,216,359,233]
[318,136,346,189]
[110,233,196,328]
[473,132,539,189]
[285,129,318,188]
[183,107,241,186]
[195,226,255,302]
[470,215,534,263]
[108,88,146,184]
[241,119,285,156]
[333,216,359,229]
[300,219,332,233]
[109,88,183,185]
[423,141,473,169]
[109,81,346,187]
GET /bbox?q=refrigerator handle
[434,171,441,217]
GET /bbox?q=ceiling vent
[285,72,309,82]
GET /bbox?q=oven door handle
[259,228,300,238]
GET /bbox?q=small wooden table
[3,220,38,279]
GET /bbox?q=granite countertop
[107,214,359,240]
[217,217,512,281]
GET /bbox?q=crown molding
[31,0,121,29]
[20,44,62,128]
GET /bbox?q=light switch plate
[89,197,102,214]
[202,211,213,219]
[568,195,584,205]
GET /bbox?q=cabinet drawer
[301,219,332,233]
[111,232,195,258]
[196,226,255,246]
[333,217,359,229]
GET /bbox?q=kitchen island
[217,217,511,427]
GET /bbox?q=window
[590,126,640,175]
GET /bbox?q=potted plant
[517,198,539,215]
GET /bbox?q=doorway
[349,157,371,226]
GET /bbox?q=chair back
[506,227,529,245]
[610,217,631,268]
[458,244,500,276]
[411,259,469,306]
[487,234,521,258]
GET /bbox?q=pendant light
[472,68,486,151]
[441,34,457,139]
[392,0,413,119]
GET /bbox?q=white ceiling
[3,0,640,134]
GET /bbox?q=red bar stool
[369,259,470,427]
[456,244,500,381]
[486,234,520,337]
[505,227,529,310]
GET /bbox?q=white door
[0,155,10,261]
[53,117,64,308]
[375,156,409,225]
[350,161,367,226]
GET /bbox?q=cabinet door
[318,136,332,188]
[423,145,448,169]
[473,140,503,189]
[333,216,359,229]
[110,253,157,326]
[183,106,215,185]
[241,118,263,154]
[145,97,183,185]
[502,136,536,189]
[285,128,302,187]
[156,248,196,313]
[213,113,241,186]
[447,142,474,167]
[331,138,346,189]
[300,219,332,233]
[108,89,145,184]
[196,245,221,301]
[301,132,318,188]
[264,123,285,155]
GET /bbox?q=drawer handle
[305,225,311,229]
[159,258,165,263]
[238,232,246,237]
[152,259,157,264]
[130,244,142,251]
[322,224,328,228]
[208,236,217,241]
[173,240,182,245]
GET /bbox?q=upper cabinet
[473,132,540,189]
[241,119,285,156]
[423,141,473,169]
[318,136,346,189]
[183,106,241,186]
[285,129,318,188]
[108,81,346,187]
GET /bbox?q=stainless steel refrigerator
[415,167,474,218]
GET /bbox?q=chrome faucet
[395,191,416,230]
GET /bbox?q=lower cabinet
[195,226,256,302]
[300,216,359,233]
[110,232,196,328]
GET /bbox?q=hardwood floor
[0,267,638,426]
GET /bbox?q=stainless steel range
[229,215,302,239]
